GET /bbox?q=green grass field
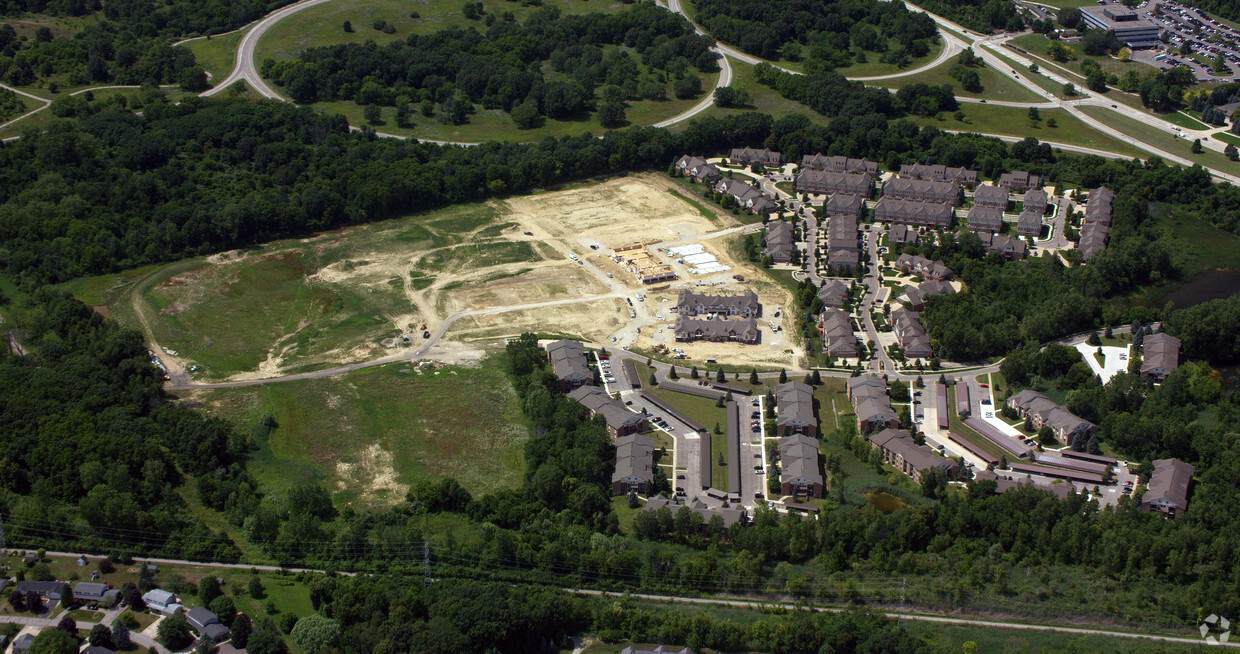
[882,58,1043,104]
[905,104,1147,159]
[1010,33,1157,80]
[183,29,245,82]
[1143,202,1240,287]
[1078,105,1240,175]
[184,358,528,507]
[90,200,541,379]
[1162,111,1211,131]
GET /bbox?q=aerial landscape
[3,0,1240,652]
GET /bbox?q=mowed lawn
[905,103,1148,159]
[184,29,244,82]
[881,59,1043,104]
[1010,33,1157,79]
[1078,105,1240,175]
[186,359,528,507]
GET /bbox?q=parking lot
[1131,0,1240,82]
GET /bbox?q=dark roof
[547,339,592,384]
[779,434,822,487]
[869,428,956,474]
[187,606,220,630]
[15,581,63,597]
[883,177,960,203]
[73,582,109,599]
[677,289,760,316]
[1141,332,1180,375]
[613,434,656,485]
[817,280,849,307]
[1145,458,1193,512]
[966,205,1004,233]
[973,184,1009,208]
[775,381,816,430]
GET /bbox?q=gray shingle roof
[779,434,822,486]
[775,381,816,430]
[1144,458,1193,513]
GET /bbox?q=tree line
[0,0,296,88]
[692,0,937,67]
[260,4,717,127]
[0,289,244,561]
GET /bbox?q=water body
[865,492,907,514]
[1159,268,1240,308]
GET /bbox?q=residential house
[966,205,1004,234]
[887,223,919,247]
[142,589,183,616]
[847,375,898,433]
[83,647,116,654]
[673,317,760,344]
[882,177,961,205]
[779,434,824,497]
[1079,221,1109,260]
[568,386,648,439]
[674,155,722,183]
[716,178,779,215]
[14,581,64,600]
[765,220,796,264]
[612,434,656,495]
[1006,389,1096,444]
[677,290,761,318]
[902,280,954,309]
[1086,186,1114,222]
[899,163,978,187]
[972,184,1009,209]
[187,607,231,643]
[1142,458,1193,517]
[730,147,781,167]
[972,469,1077,499]
[775,381,817,437]
[795,170,872,197]
[816,280,850,308]
[890,306,933,359]
[869,428,958,481]
[1141,332,1181,380]
[827,247,860,274]
[1023,188,1048,214]
[73,582,119,608]
[998,170,1041,191]
[546,339,593,391]
[1017,208,1043,237]
[978,232,1028,259]
[12,634,33,654]
[802,153,879,176]
[819,309,857,358]
[873,197,954,228]
[824,192,865,219]
[896,254,954,281]
[643,495,749,531]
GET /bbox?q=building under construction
[614,243,676,285]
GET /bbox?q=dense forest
[691,0,936,66]
[910,0,1022,33]
[306,577,927,653]
[262,4,717,126]
[0,0,294,87]
[0,289,243,561]
[1180,0,1240,24]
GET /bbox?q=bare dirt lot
[110,173,798,379]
